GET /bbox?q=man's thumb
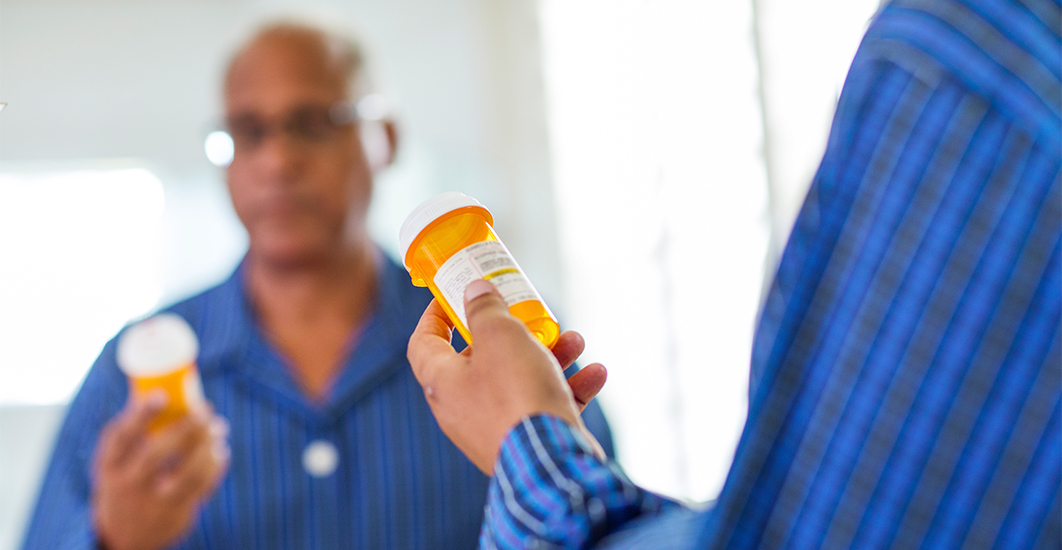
[464,279,496,304]
[463,279,514,335]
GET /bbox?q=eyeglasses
[205,95,390,166]
[225,102,357,152]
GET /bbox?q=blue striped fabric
[480,0,1061,548]
[21,254,614,549]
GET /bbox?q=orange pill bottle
[400,192,560,349]
[116,313,205,431]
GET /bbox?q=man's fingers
[424,298,456,335]
[128,409,210,486]
[567,363,607,412]
[551,331,586,370]
[408,299,461,390]
[99,390,168,469]
[156,418,230,503]
[408,299,459,365]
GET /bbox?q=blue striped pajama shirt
[20,254,614,549]
[481,0,1061,548]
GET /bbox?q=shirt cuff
[480,414,675,550]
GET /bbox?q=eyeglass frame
[204,94,390,162]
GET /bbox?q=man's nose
[255,131,306,178]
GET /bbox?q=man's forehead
[224,32,350,113]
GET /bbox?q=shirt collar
[194,250,425,415]
[327,250,423,412]
[194,256,253,374]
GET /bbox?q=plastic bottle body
[403,202,560,349]
[116,313,205,431]
[127,362,204,430]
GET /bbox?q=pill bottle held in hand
[116,313,205,430]
[400,192,560,349]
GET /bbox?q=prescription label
[434,240,543,328]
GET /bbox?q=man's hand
[408,279,607,475]
[92,392,230,550]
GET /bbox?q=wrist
[92,517,113,550]
[94,523,125,550]
[93,510,152,550]
[495,414,601,473]
[92,507,114,550]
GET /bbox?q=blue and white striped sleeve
[479,414,701,550]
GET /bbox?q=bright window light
[204,131,234,167]
[540,0,879,502]
[540,0,769,502]
[0,168,165,405]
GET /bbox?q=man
[408,0,1061,548]
[23,21,612,550]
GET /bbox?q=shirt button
[302,440,339,478]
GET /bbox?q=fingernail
[211,417,230,438]
[146,390,169,409]
[188,406,210,424]
[464,279,494,302]
[213,442,231,463]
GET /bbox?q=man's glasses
[204,95,389,166]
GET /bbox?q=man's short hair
[225,18,376,100]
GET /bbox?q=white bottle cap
[116,313,199,377]
[398,192,493,268]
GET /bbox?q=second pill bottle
[116,313,206,431]
[400,192,560,349]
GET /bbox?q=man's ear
[360,117,399,174]
[382,119,398,167]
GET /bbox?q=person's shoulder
[156,270,242,332]
[863,0,1060,73]
[857,0,1060,141]
[160,275,233,316]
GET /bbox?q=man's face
[224,34,373,266]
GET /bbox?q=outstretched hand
[407,279,607,474]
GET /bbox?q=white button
[302,440,339,478]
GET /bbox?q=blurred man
[23,21,612,550]
[408,0,1060,548]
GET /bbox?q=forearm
[480,414,681,550]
